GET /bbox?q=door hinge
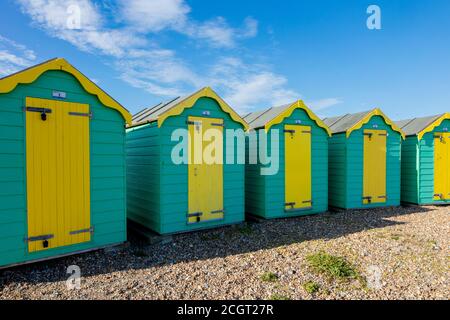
[69,112,92,118]
[26,107,52,121]
[211,123,224,127]
[25,234,54,242]
[285,202,296,208]
[188,212,203,223]
[302,130,312,134]
[25,107,52,114]
[302,200,313,204]
[187,120,202,126]
[211,209,224,215]
[69,227,94,235]
[188,212,203,218]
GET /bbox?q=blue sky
[0,0,449,119]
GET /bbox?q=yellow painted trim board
[0,58,132,124]
[157,87,249,130]
[284,125,312,210]
[26,97,91,252]
[347,108,405,139]
[418,113,450,140]
[265,100,332,136]
[433,133,450,200]
[188,116,224,223]
[363,129,387,204]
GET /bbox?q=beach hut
[243,101,331,219]
[396,113,450,205]
[323,109,405,209]
[0,58,131,269]
[126,87,248,235]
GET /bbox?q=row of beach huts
[0,58,448,268]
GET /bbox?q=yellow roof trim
[417,113,450,140]
[265,100,332,136]
[346,108,405,139]
[0,58,132,124]
[157,87,249,130]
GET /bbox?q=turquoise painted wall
[400,119,450,205]
[400,136,419,204]
[0,70,127,268]
[245,108,329,219]
[126,122,161,232]
[328,115,402,209]
[126,97,245,235]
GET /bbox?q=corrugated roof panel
[322,110,372,134]
[132,97,183,124]
[395,114,444,136]
[132,107,149,121]
[245,104,291,129]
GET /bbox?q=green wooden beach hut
[0,58,132,269]
[323,109,405,209]
[126,87,248,235]
[396,113,450,205]
[243,101,331,219]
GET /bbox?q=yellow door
[434,133,450,200]
[363,129,387,204]
[284,125,312,211]
[188,116,224,223]
[26,97,91,253]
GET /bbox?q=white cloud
[0,36,36,76]
[119,0,257,48]
[17,0,102,30]
[306,97,343,111]
[239,17,259,39]
[119,0,190,32]
[14,0,297,113]
[208,57,299,112]
[184,17,235,48]
[16,0,146,57]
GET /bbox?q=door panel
[363,129,387,204]
[26,97,91,253]
[434,133,450,200]
[188,116,224,223]
[284,125,312,211]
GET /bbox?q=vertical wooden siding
[0,70,126,267]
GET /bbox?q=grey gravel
[0,205,448,300]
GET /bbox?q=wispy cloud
[306,97,343,111]
[14,0,298,112]
[118,0,258,48]
[119,0,190,33]
[0,35,36,76]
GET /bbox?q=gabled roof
[395,113,450,139]
[322,108,405,139]
[243,100,331,136]
[130,87,249,130]
[0,58,131,124]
